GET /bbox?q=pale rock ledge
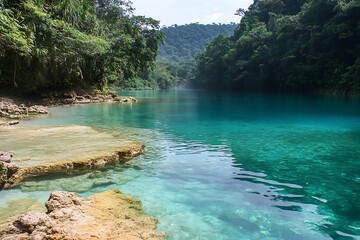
[0,190,165,240]
[0,125,144,189]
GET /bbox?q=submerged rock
[0,120,19,126]
[113,96,137,103]
[0,190,165,240]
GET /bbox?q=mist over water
[2,90,360,239]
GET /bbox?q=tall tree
[0,0,164,93]
[194,0,360,94]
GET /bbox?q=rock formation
[0,100,48,119]
[0,92,136,123]
[0,162,19,189]
[0,151,14,163]
[0,125,144,190]
[0,190,165,240]
[41,91,137,105]
[0,120,19,126]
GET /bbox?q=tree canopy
[158,23,237,63]
[0,0,164,93]
[121,23,237,90]
[194,0,360,95]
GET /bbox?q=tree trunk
[13,56,18,88]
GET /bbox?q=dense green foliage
[0,0,163,93]
[158,23,237,63]
[122,23,236,89]
[195,0,360,94]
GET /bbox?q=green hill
[121,23,238,89]
[158,23,237,63]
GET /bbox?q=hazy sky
[132,0,254,26]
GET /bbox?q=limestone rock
[13,211,51,233]
[8,120,19,125]
[0,190,165,240]
[0,125,144,189]
[0,151,15,163]
[0,162,19,190]
[45,191,82,213]
[0,99,48,119]
[75,96,91,104]
[0,120,20,126]
[113,96,137,103]
[28,105,48,115]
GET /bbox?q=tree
[193,0,360,94]
[0,0,164,93]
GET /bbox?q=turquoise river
[1,90,360,240]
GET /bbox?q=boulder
[0,120,19,126]
[13,211,51,233]
[0,162,19,190]
[0,151,15,163]
[0,100,48,119]
[75,96,91,104]
[113,96,137,103]
[45,191,82,213]
[0,190,165,240]
[28,105,48,115]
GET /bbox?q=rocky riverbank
[0,93,162,239]
[0,91,136,123]
[0,190,165,240]
[0,99,48,122]
[1,90,137,107]
[41,91,137,105]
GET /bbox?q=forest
[194,0,360,94]
[1,0,359,95]
[0,0,163,94]
[121,23,237,89]
[158,23,237,63]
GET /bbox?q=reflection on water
[1,90,360,239]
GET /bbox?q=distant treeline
[194,0,360,94]
[121,23,237,89]
[158,23,237,63]
[0,0,163,94]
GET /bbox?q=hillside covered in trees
[194,0,360,95]
[158,23,237,63]
[121,23,237,89]
[0,0,163,94]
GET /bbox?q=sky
[132,0,254,26]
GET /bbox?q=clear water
[1,90,360,240]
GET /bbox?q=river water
[1,90,360,239]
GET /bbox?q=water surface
[1,90,360,239]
